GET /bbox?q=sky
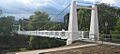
[0,0,120,22]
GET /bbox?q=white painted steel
[17,31,89,40]
[89,5,99,41]
[67,0,79,45]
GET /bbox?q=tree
[110,18,120,39]
[97,3,118,33]
[64,13,69,30]
[77,9,91,30]
[17,18,29,30]
[64,8,91,31]
[0,16,15,36]
[28,11,50,30]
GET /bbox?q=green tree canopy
[0,16,15,36]
[28,11,50,30]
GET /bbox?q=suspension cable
[39,4,70,30]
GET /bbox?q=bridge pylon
[89,5,99,41]
[67,0,79,45]
[67,1,99,45]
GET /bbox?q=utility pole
[105,21,108,41]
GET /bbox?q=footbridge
[16,0,99,45]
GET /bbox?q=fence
[100,34,120,43]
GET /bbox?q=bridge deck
[16,31,89,40]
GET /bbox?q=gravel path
[14,41,94,54]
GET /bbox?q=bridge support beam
[89,5,99,41]
[67,0,79,45]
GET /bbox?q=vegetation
[0,35,65,53]
[0,16,15,36]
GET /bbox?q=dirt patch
[65,41,95,46]
[45,45,120,54]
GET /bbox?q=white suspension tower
[67,0,79,45]
[67,0,99,45]
[89,1,99,41]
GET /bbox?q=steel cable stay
[39,4,70,30]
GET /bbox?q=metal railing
[16,31,90,40]
[100,34,120,43]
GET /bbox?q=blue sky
[0,0,120,22]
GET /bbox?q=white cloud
[84,0,118,5]
[84,0,96,2]
[0,0,69,21]
[1,0,119,21]
[83,0,120,7]
[17,0,33,4]
[100,0,117,5]
[0,0,58,13]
